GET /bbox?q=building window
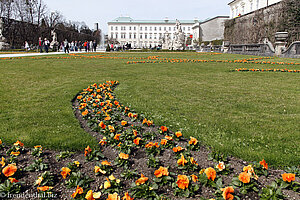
[129,34,132,39]
[154,33,157,39]
[129,27,131,30]
[169,27,171,31]
[159,27,161,31]
[111,26,113,30]
[140,27,142,31]
[154,27,157,31]
[140,35,142,39]
[149,34,152,39]
[159,33,162,38]
[134,27,136,31]
[188,27,190,31]
[111,33,113,38]
[145,34,147,39]
[150,27,152,31]
[115,27,118,31]
[174,27,176,31]
[134,34,136,39]
[164,27,166,31]
[145,27,147,31]
[183,27,185,31]
[116,33,118,39]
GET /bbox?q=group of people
[108,43,132,51]
[34,37,97,53]
[61,40,97,53]
[37,37,50,53]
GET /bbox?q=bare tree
[46,10,64,28]
[0,0,14,19]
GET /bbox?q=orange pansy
[172,146,184,153]
[191,174,198,182]
[14,140,24,147]
[177,154,188,166]
[101,160,112,166]
[133,137,141,145]
[0,157,5,167]
[107,192,120,200]
[2,164,17,177]
[135,174,148,185]
[154,166,169,178]
[71,185,84,198]
[99,121,106,129]
[10,151,20,156]
[160,139,167,145]
[190,157,198,166]
[205,167,216,181]
[282,173,295,182]
[175,131,182,137]
[108,125,115,132]
[221,186,234,200]
[216,162,225,171]
[176,175,189,190]
[189,137,198,145]
[121,121,127,126]
[259,159,268,170]
[122,192,134,200]
[114,134,121,140]
[119,153,129,160]
[37,186,52,191]
[9,178,19,183]
[160,126,168,132]
[61,167,71,179]
[85,190,94,200]
[85,145,92,156]
[238,172,251,183]
[165,136,173,141]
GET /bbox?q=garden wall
[224,0,300,46]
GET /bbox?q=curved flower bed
[0,81,299,200]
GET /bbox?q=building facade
[192,16,229,45]
[107,17,198,48]
[228,0,282,18]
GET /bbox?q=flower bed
[0,81,299,200]
[234,68,300,73]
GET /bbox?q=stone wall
[200,17,229,41]
[1,17,98,49]
[224,0,300,46]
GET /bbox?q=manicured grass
[0,52,299,167]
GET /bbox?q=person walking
[44,38,49,53]
[64,39,69,53]
[93,40,97,52]
[38,37,43,53]
[84,41,88,52]
[25,41,30,52]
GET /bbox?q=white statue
[161,19,186,50]
[50,29,58,48]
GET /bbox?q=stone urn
[274,32,288,56]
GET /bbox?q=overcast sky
[43,0,231,33]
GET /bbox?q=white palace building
[107,17,197,48]
[229,0,282,18]
[107,16,229,48]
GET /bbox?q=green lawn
[0,52,299,167]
